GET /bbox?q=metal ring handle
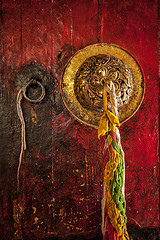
[22,79,45,103]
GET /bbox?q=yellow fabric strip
[106,135,112,149]
[106,110,120,127]
[103,88,108,112]
[98,113,109,139]
[98,89,120,139]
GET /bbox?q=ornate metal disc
[61,43,144,128]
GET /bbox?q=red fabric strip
[101,134,106,151]
[103,215,119,240]
[109,130,116,141]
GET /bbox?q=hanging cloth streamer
[99,81,129,240]
[16,80,45,193]
[16,88,26,193]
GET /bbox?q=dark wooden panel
[0,0,159,239]
[0,0,22,239]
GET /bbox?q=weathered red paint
[0,0,159,239]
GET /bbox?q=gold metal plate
[61,43,144,128]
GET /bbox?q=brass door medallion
[61,43,144,128]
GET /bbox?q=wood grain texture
[0,0,159,239]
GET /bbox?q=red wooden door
[0,0,159,239]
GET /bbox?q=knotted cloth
[99,82,129,240]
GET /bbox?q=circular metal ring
[22,79,45,103]
[61,43,144,128]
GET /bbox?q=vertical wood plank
[0,0,22,238]
[99,0,159,227]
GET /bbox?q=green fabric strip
[109,138,127,223]
[105,125,111,139]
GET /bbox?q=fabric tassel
[99,82,129,240]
